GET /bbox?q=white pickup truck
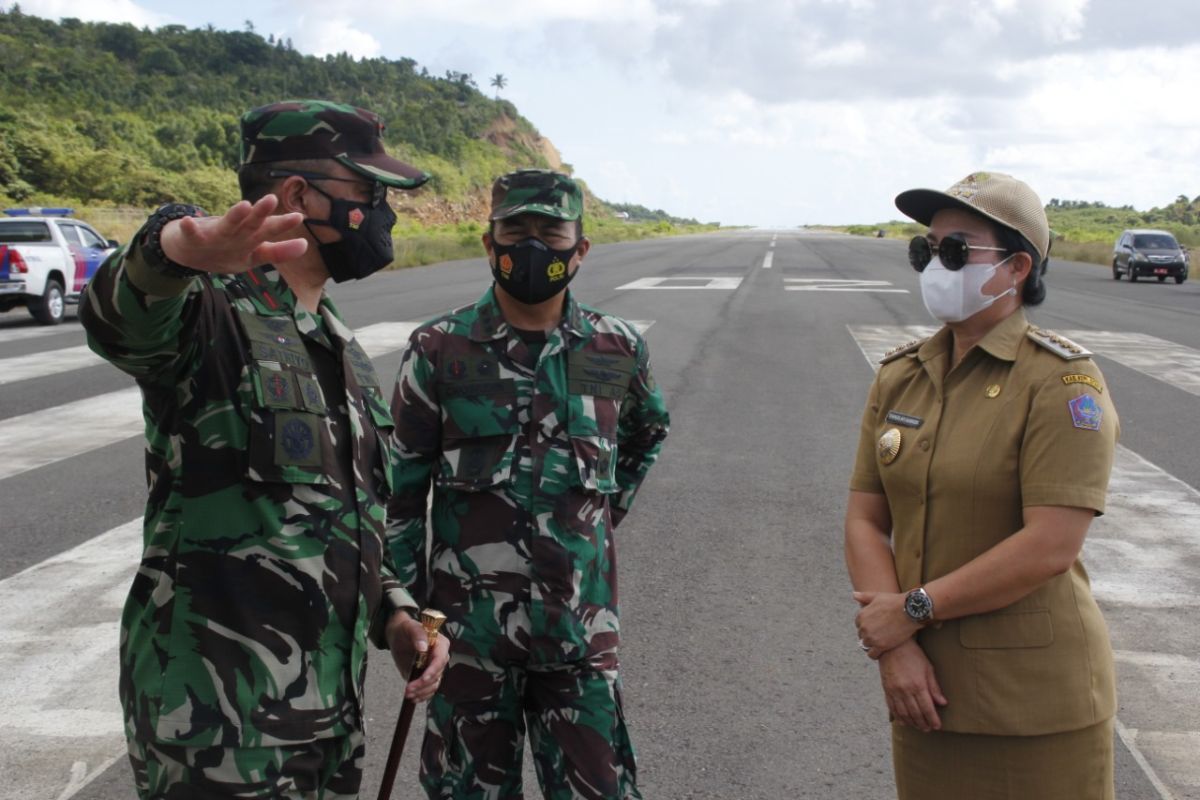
[0,208,119,325]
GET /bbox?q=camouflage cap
[895,172,1050,262]
[489,169,583,222]
[239,99,430,189]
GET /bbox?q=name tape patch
[1062,374,1103,393]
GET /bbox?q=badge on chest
[878,428,902,465]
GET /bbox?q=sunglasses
[267,169,388,208]
[908,235,1008,272]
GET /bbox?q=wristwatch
[903,587,935,625]
[138,203,207,278]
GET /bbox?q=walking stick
[377,609,447,800]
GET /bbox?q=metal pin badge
[985,384,1001,398]
[877,428,902,465]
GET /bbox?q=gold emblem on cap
[986,384,1001,398]
[877,428,902,465]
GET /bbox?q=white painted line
[616,277,743,290]
[0,321,422,483]
[0,324,86,343]
[0,345,103,385]
[1059,330,1200,400]
[352,321,420,356]
[786,279,908,293]
[847,324,1200,799]
[0,518,141,800]
[1115,718,1178,800]
[0,387,143,481]
[762,252,774,269]
[849,326,1200,397]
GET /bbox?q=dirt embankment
[393,114,574,226]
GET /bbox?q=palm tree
[490,73,507,98]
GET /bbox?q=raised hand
[160,195,308,274]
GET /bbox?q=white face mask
[919,255,1017,323]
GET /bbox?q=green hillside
[0,8,714,262]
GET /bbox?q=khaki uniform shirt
[850,310,1118,736]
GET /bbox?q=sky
[17,0,1200,226]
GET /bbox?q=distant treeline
[0,7,552,210]
[607,201,707,226]
[839,194,1200,267]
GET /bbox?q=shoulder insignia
[879,338,927,365]
[1026,327,1092,360]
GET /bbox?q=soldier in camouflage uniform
[80,100,449,800]
[387,169,670,799]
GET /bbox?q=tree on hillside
[490,73,507,98]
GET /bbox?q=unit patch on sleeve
[1067,394,1103,431]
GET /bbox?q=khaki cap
[895,172,1049,262]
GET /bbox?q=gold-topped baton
[377,610,447,800]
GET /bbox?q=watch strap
[138,203,207,279]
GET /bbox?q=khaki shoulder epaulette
[1026,327,1092,360]
[879,337,927,365]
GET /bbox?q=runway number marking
[786,279,908,293]
[848,324,1196,800]
[616,277,743,290]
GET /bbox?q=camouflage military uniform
[80,99,430,800]
[388,277,669,799]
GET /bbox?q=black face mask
[490,237,579,304]
[304,183,397,283]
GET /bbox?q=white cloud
[287,16,381,58]
[18,0,167,26]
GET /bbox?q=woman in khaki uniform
[845,172,1118,799]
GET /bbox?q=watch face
[905,589,932,621]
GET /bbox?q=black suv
[1112,229,1188,283]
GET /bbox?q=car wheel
[1158,275,1167,282]
[1112,261,1121,280]
[29,278,65,325]
[1177,274,1187,284]
[1130,269,1139,283]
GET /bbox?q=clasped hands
[854,591,947,733]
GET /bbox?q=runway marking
[0,344,103,385]
[848,324,1200,800]
[786,279,908,293]
[848,325,1200,398]
[762,252,774,269]
[0,323,86,343]
[0,517,140,800]
[1058,330,1200,399]
[616,276,743,290]
[0,321,420,483]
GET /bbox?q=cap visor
[336,154,430,189]
[894,187,1023,246]
[489,202,580,222]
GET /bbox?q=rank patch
[1062,374,1103,393]
[547,259,567,281]
[1068,394,1103,431]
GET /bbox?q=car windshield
[1133,234,1178,250]
[0,221,51,243]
